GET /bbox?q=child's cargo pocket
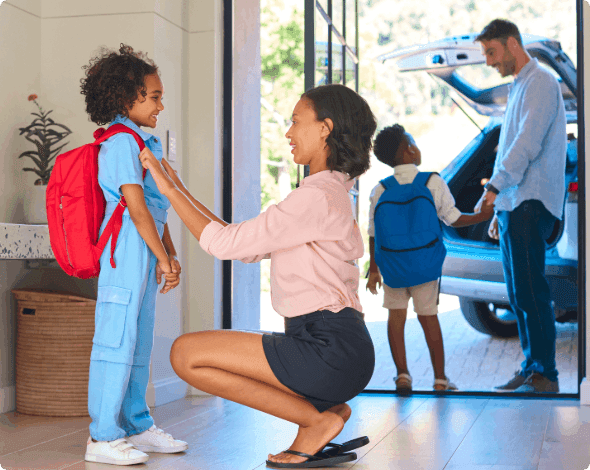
[93,286,132,348]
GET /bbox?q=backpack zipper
[381,237,439,253]
[375,195,436,213]
[60,196,74,268]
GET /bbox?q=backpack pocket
[93,286,132,348]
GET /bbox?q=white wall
[0,0,42,414]
[232,0,261,331]
[0,0,266,412]
[0,0,231,412]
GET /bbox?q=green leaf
[49,142,68,158]
[22,168,43,178]
[17,151,40,158]
[19,153,43,168]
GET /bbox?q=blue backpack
[374,172,447,288]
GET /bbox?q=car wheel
[459,297,519,338]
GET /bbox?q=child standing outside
[80,44,187,465]
[366,124,494,393]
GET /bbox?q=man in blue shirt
[474,19,567,393]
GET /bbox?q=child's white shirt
[367,164,462,238]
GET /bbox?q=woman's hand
[139,148,176,196]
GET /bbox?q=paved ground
[364,310,578,393]
[261,291,579,394]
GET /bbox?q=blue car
[378,34,578,337]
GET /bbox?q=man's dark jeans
[497,199,558,382]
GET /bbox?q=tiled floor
[2,394,590,469]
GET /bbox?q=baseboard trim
[580,378,590,405]
[0,385,16,414]
[189,386,212,397]
[150,376,189,407]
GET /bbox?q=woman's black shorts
[262,307,375,413]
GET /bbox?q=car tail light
[567,182,578,202]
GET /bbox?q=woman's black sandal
[316,436,370,457]
[265,449,357,468]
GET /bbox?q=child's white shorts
[383,279,440,316]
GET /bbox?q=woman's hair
[301,84,377,180]
[373,124,407,168]
[80,44,159,125]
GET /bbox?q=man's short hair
[475,19,523,47]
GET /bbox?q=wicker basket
[12,289,96,417]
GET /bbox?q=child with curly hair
[80,44,187,466]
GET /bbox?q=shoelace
[109,438,136,453]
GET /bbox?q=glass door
[303,0,360,216]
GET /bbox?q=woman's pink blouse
[199,170,363,318]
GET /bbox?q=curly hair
[373,124,407,168]
[80,44,159,125]
[301,84,377,180]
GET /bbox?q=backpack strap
[379,175,399,191]
[93,124,148,269]
[413,171,438,187]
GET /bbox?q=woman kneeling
[140,84,377,468]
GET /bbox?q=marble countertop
[0,223,54,259]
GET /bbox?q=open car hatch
[377,33,577,118]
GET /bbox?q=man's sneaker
[85,437,149,465]
[514,373,559,393]
[493,370,527,391]
[127,425,188,453]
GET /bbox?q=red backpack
[46,124,146,279]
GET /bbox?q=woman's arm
[161,159,228,228]
[138,148,222,241]
[139,148,330,258]
[164,188,215,242]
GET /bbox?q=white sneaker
[85,437,149,465]
[127,425,188,453]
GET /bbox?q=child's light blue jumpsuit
[88,115,171,441]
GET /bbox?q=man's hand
[474,189,497,213]
[366,271,382,295]
[488,214,499,240]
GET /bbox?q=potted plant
[18,95,72,223]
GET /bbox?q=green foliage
[260,0,305,228]
[18,99,72,185]
[261,20,304,83]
